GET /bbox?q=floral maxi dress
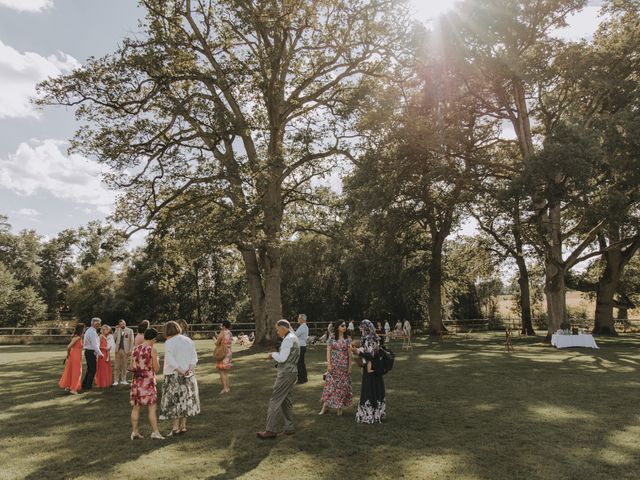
[215,329,233,370]
[129,344,157,406]
[321,338,353,408]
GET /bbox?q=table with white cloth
[551,333,599,349]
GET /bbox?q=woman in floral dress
[355,319,386,424]
[215,320,233,394]
[129,328,164,440]
[319,320,353,416]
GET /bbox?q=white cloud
[0,39,79,119]
[0,139,115,213]
[0,0,53,13]
[15,208,39,216]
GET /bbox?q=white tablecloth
[551,334,599,349]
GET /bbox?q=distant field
[495,290,639,320]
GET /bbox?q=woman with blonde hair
[214,320,233,393]
[159,321,200,436]
[95,325,113,388]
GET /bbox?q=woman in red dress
[129,328,164,440]
[95,325,113,388]
[59,323,85,394]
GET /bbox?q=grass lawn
[1,333,640,479]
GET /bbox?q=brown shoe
[257,431,278,439]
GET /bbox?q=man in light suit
[112,318,134,385]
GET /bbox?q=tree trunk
[544,203,566,341]
[593,246,623,336]
[261,243,283,344]
[239,249,267,343]
[515,255,535,335]
[194,262,201,324]
[512,202,535,335]
[427,235,446,335]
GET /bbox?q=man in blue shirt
[295,314,309,384]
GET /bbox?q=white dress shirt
[271,332,297,363]
[163,334,198,375]
[83,327,103,357]
[295,323,309,347]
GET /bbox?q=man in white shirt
[347,319,355,337]
[81,317,104,391]
[113,319,135,385]
[295,314,309,384]
[257,319,300,439]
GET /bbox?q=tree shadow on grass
[4,334,640,479]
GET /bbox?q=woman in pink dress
[129,328,164,440]
[58,323,85,394]
[319,320,353,416]
[215,320,232,394]
[134,319,150,346]
[95,325,113,388]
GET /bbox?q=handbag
[213,339,226,361]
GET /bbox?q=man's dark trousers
[82,350,97,390]
[297,346,307,384]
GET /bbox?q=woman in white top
[159,321,200,436]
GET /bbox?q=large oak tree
[37,0,409,342]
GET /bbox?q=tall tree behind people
[442,0,618,339]
[555,1,640,335]
[37,0,411,343]
[346,25,499,335]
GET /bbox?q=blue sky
[0,0,605,241]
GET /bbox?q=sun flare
[409,0,461,24]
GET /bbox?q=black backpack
[373,346,395,375]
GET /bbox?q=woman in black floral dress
[355,319,386,424]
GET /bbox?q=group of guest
[58,318,153,394]
[129,321,200,440]
[316,318,385,424]
[257,316,389,439]
[59,313,393,441]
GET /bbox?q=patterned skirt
[355,369,386,424]
[159,374,201,419]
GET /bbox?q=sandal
[166,429,181,437]
[179,427,188,433]
[130,432,143,440]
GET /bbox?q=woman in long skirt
[355,319,386,424]
[95,325,113,388]
[319,320,352,416]
[58,323,85,394]
[159,321,200,435]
